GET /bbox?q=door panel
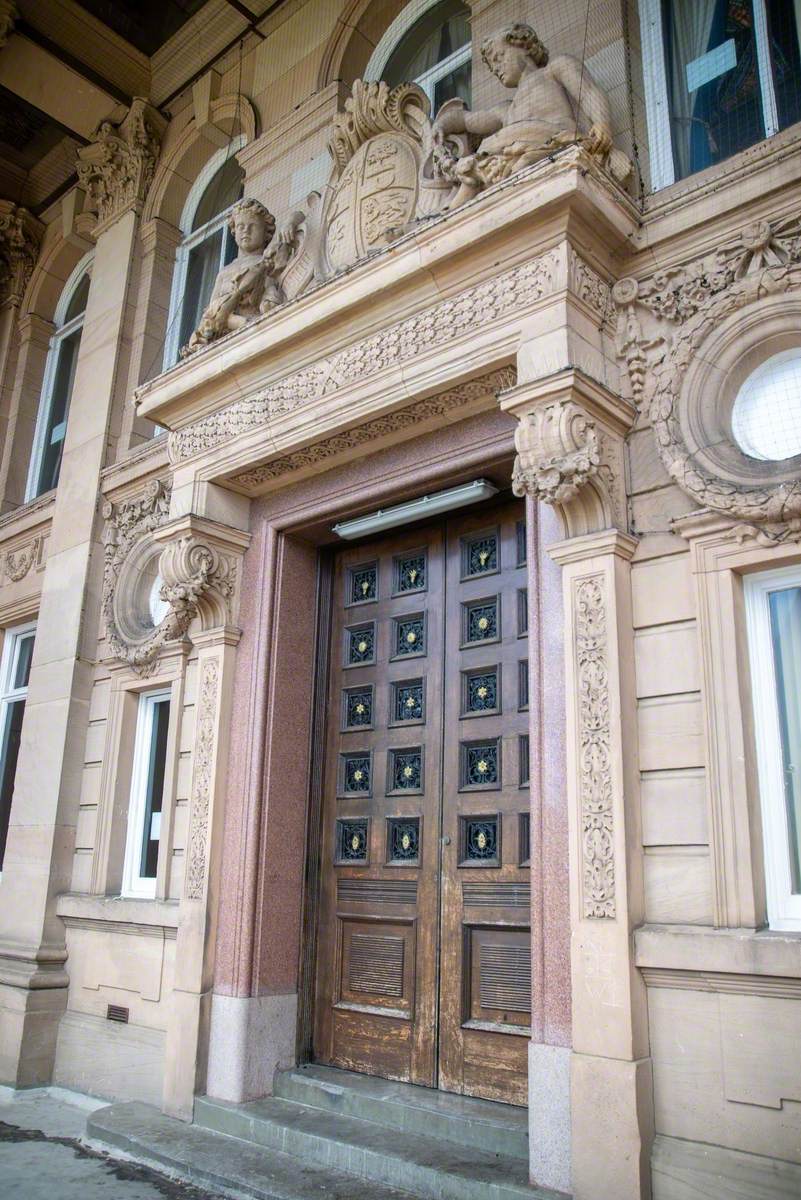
[438,505,530,1104]
[315,527,445,1086]
[314,500,529,1103]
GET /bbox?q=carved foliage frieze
[613,215,801,542]
[229,367,517,491]
[574,573,615,919]
[169,252,558,463]
[184,655,219,901]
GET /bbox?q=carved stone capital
[0,202,43,307]
[76,99,166,236]
[501,369,634,538]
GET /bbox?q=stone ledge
[56,893,179,937]
[652,1133,801,1200]
[635,923,801,982]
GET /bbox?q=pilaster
[0,104,163,1088]
[155,508,249,1121]
[504,366,652,1200]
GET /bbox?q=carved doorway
[313,498,531,1104]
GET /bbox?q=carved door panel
[314,500,530,1101]
[314,526,445,1086]
[437,504,531,1103]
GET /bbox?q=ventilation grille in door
[463,882,531,907]
[479,943,531,1013]
[338,879,418,904]
[349,933,404,996]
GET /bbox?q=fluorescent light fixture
[333,479,499,540]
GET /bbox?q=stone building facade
[1,2,801,1198]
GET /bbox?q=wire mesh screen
[732,350,801,462]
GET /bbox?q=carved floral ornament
[77,99,166,233]
[101,480,237,676]
[613,215,801,545]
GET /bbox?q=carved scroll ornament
[613,215,801,544]
[101,481,236,675]
[512,399,601,505]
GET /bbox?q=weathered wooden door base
[313,499,530,1104]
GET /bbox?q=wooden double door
[314,499,531,1105]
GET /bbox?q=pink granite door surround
[207,407,569,1104]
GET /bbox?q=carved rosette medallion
[613,215,801,544]
[184,656,220,901]
[574,574,615,919]
[322,80,430,276]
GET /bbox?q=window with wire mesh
[343,686,373,729]
[387,817,421,864]
[340,752,372,795]
[391,679,424,723]
[337,819,369,864]
[459,815,500,865]
[393,614,426,657]
[388,747,423,793]
[382,0,471,110]
[394,551,427,594]
[462,667,500,716]
[348,562,378,605]
[731,349,801,461]
[462,596,499,645]
[347,623,375,666]
[460,739,501,789]
[462,530,499,579]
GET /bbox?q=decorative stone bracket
[0,202,43,308]
[500,368,635,538]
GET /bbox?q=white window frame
[745,564,801,930]
[364,0,471,108]
[25,252,93,502]
[162,138,246,369]
[639,0,783,191]
[122,688,171,899]
[0,620,36,877]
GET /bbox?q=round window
[148,575,170,627]
[731,349,801,461]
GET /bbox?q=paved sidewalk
[0,1087,227,1200]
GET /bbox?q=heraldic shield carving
[322,80,430,276]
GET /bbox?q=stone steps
[272,1063,530,1161]
[193,1080,559,1200]
[87,1098,425,1200]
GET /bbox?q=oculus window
[0,623,35,872]
[731,350,801,461]
[369,0,471,110]
[27,261,91,500]
[163,149,244,367]
[640,0,801,189]
[746,566,801,930]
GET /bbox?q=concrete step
[273,1064,529,1161]
[194,1093,562,1200]
[87,1099,426,1200]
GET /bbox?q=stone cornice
[135,147,637,433]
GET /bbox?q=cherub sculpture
[183,198,303,355]
[430,22,630,208]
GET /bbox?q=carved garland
[169,251,559,463]
[574,574,615,919]
[3,535,44,582]
[229,367,517,490]
[184,656,220,901]
[614,215,801,544]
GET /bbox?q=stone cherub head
[227,197,276,256]
[480,22,549,87]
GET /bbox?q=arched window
[366,0,471,111]
[26,255,92,501]
[163,145,245,367]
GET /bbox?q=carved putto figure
[183,198,303,355]
[431,22,630,207]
